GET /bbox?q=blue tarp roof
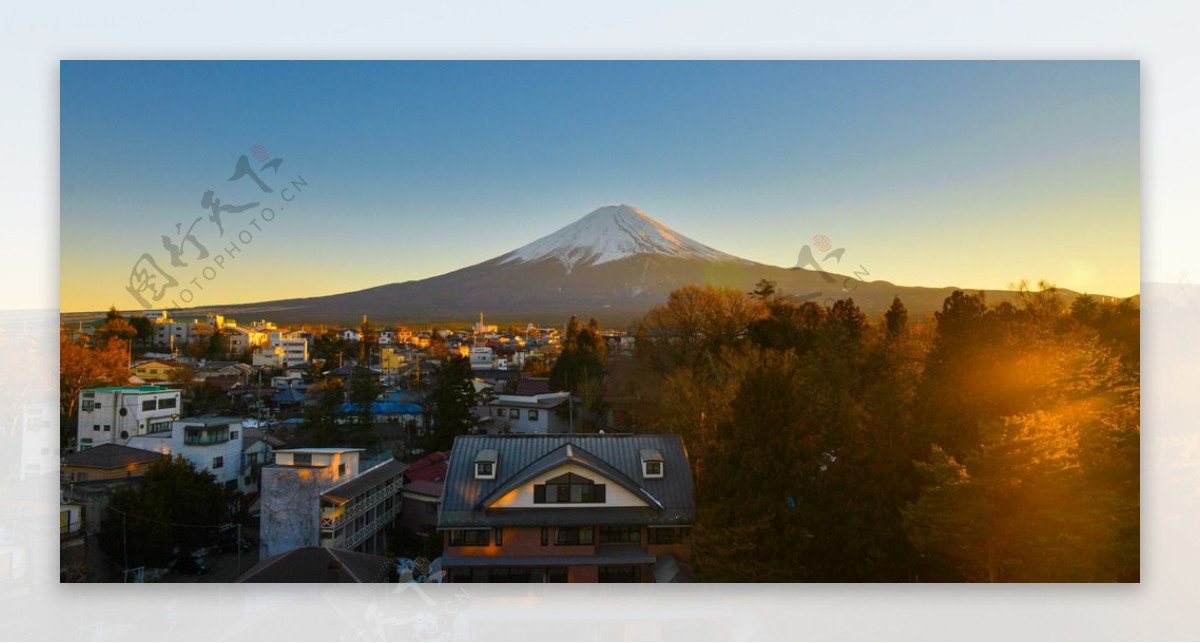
[336,401,423,416]
[272,388,309,403]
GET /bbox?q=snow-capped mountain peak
[499,205,740,270]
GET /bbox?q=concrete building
[75,385,182,451]
[439,434,694,583]
[483,392,577,434]
[126,417,246,492]
[259,448,407,560]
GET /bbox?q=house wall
[485,463,650,509]
[259,466,334,559]
[400,493,440,537]
[77,389,181,450]
[62,460,159,483]
[126,421,244,489]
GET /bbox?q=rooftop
[323,459,407,505]
[84,385,179,394]
[178,416,243,427]
[439,434,694,529]
[236,547,393,583]
[63,443,167,470]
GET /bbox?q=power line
[104,504,231,530]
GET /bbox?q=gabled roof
[439,434,693,529]
[272,388,309,403]
[476,442,663,510]
[513,377,552,396]
[236,547,392,583]
[63,443,167,470]
[404,450,450,483]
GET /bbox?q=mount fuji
[181,205,1016,325]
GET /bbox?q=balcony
[319,477,402,531]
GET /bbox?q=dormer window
[474,449,498,480]
[640,449,664,479]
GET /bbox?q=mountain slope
[130,205,1069,326]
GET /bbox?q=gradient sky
[60,61,1139,313]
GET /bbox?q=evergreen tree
[884,295,908,339]
[98,456,229,569]
[347,366,382,447]
[427,356,477,451]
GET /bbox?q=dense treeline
[630,282,1139,582]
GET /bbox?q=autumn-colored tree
[60,332,130,417]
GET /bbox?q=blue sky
[60,60,1139,312]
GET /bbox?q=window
[148,420,171,433]
[534,473,605,504]
[508,408,519,419]
[494,527,504,546]
[93,425,100,432]
[540,527,548,546]
[599,565,641,583]
[94,402,102,409]
[103,425,110,432]
[292,453,312,465]
[142,400,156,411]
[158,398,176,409]
[554,526,593,546]
[212,456,224,469]
[644,461,662,477]
[527,409,539,421]
[599,525,641,544]
[448,529,490,546]
[81,400,93,412]
[230,431,239,440]
[647,526,690,545]
[495,407,503,417]
[475,462,493,478]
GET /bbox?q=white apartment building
[127,417,245,492]
[76,386,182,451]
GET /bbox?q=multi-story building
[126,417,246,492]
[482,392,577,434]
[438,434,694,583]
[259,448,406,559]
[75,385,182,451]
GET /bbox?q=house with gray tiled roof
[438,434,694,582]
